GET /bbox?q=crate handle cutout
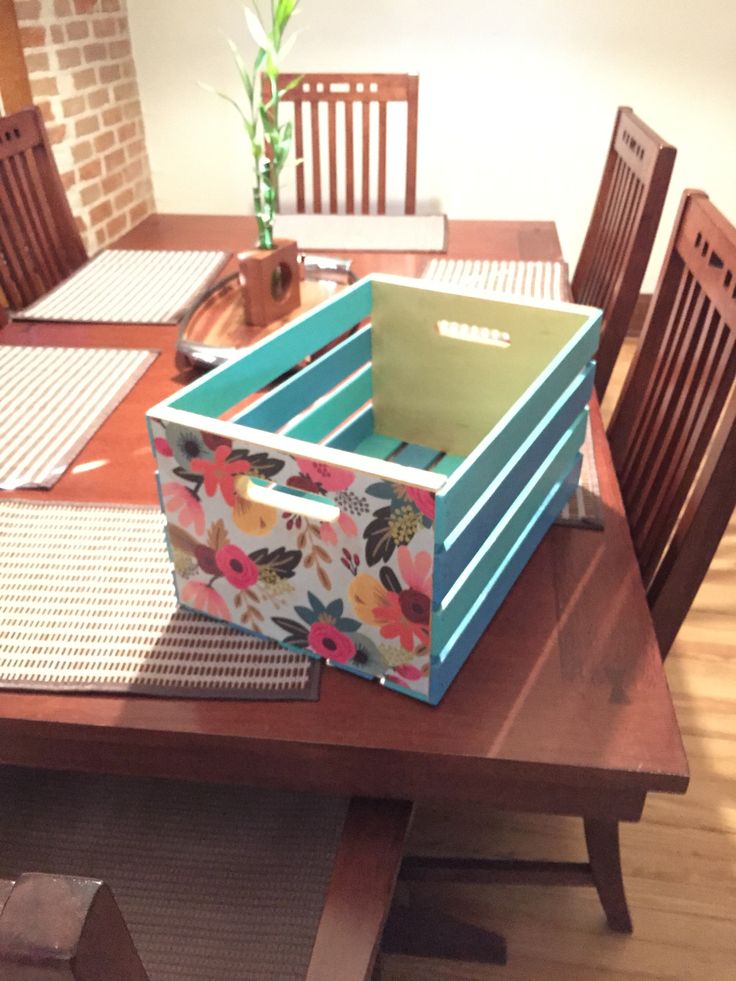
[435,320,511,349]
[235,475,341,523]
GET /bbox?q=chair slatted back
[263,73,418,215]
[0,105,86,310]
[608,191,736,656]
[573,107,675,398]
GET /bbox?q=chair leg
[583,818,633,933]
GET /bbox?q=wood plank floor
[382,340,736,980]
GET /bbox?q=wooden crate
[148,275,600,704]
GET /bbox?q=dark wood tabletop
[0,215,688,824]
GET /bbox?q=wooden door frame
[0,0,33,113]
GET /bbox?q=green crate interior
[165,277,595,485]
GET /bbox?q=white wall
[128,0,736,290]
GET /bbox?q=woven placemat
[422,257,570,301]
[0,766,347,981]
[0,346,157,489]
[15,249,229,324]
[0,500,320,699]
[422,256,603,530]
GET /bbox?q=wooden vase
[237,239,301,327]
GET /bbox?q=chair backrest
[263,73,418,216]
[0,105,87,310]
[572,107,676,398]
[0,873,150,980]
[608,190,736,657]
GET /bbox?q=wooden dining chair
[263,73,418,216]
[572,106,676,398]
[0,766,411,981]
[0,105,87,311]
[608,189,736,658]
[392,193,736,960]
[0,873,150,980]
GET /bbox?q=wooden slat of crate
[433,420,584,651]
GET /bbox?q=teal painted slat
[432,366,593,601]
[427,461,581,705]
[392,442,441,470]
[431,453,464,476]
[353,431,404,461]
[324,405,375,450]
[233,324,372,432]
[435,314,599,542]
[432,420,583,648]
[281,364,372,441]
[164,277,373,417]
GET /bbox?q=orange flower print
[191,445,251,506]
[349,547,432,653]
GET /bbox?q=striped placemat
[0,767,346,980]
[422,256,602,530]
[0,500,320,700]
[15,249,229,324]
[422,257,570,301]
[0,345,157,489]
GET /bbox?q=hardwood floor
[382,339,736,980]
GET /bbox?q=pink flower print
[181,580,231,620]
[162,482,205,536]
[320,522,338,546]
[394,663,423,681]
[397,547,432,595]
[295,458,355,491]
[406,486,435,520]
[215,544,259,589]
[338,511,357,536]
[319,510,357,545]
[153,436,173,457]
[191,445,251,506]
[307,622,356,663]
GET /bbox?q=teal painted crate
[147,275,601,704]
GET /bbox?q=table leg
[307,797,413,981]
[583,818,633,933]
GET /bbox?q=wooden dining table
[0,215,688,977]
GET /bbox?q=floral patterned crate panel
[148,275,601,704]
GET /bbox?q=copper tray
[177,263,352,369]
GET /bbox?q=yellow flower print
[232,476,278,536]
[348,573,387,627]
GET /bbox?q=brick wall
[14,0,155,253]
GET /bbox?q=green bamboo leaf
[277,29,300,63]
[225,36,253,100]
[275,0,300,32]
[278,73,303,98]
[244,5,274,56]
[198,82,248,125]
